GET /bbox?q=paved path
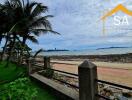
[30,73,79,99]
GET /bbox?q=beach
[35,53,132,87]
[50,59,132,87]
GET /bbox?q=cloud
[1,0,132,50]
[32,0,132,50]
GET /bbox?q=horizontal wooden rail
[97,79,132,90]
[49,68,78,77]
[51,61,78,65]
[32,64,43,68]
[53,78,79,89]
[96,94,111,100]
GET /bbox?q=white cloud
[34,0,132,50]
[1,0,132,50]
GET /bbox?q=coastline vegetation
[0,61,56,100]
[0,0,59,65]
[0,0,58,99]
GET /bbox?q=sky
[1,0,132,50]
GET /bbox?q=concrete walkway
[30,73,79,100]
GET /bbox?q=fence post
[27,58,33,75]
[44,56,50,69]
[78,60,98,100]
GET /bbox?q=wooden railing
[27,56,132,100]
[96,79,132,100]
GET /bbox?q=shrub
[39,69,54,78]
[0,77,38,100]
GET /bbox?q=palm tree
[0,0,59,63]
[0,4,14,60]
[15,0,59,63]
[14,0,59,45]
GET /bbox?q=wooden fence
[27,56,132,100]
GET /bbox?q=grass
[34,83,57,100]
[0,61,57,100]
[0,61,26,83]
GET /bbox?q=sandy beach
[51,60,132,87]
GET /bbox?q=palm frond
[48,30,60,35]
[43,15,54,19]
[29,17,52,30]
[31,3,48,17]
[30,29,60,35]
[33,48,43,58]
[27,35,38,44]
[24,1,38,16]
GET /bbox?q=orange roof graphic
[101,4,132,20]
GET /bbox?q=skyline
[1,0,132,50]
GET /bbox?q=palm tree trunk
[0,35,3,44]
[1,34,9,61]
[6,34,16,67]
[19,37,27,64]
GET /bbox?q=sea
[41,47,132,56]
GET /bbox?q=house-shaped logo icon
[101,4,132,20]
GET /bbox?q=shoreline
[37,53,132,63]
